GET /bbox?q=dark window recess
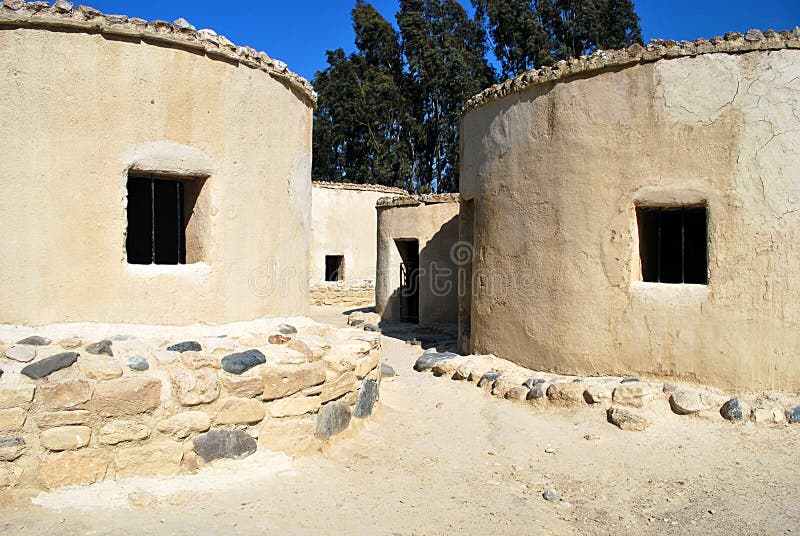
[637,205,708,284]
[126,177,187,265]
[325,255,345,281]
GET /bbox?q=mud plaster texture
[461,46,800,391]
[309,183,405,306]
[375,195,461,324]
[0,2,313,325]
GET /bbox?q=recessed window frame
[125,173,205,266]
[635,203,709,285]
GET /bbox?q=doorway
[395,239,419,323]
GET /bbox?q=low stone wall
[310,281,375,307]
[0,320,381,490]
[414,352,800,431]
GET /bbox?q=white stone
[4,346,35,363]
[153,350,179,364]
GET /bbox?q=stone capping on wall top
[376,193,461,209]
[0,0,316,107]
[313,181,408,196]
[465,27,800,113]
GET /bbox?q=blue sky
[87,1,799,81]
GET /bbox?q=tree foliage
[312,0,642,192]
[397,0,495,192]
[473,0,642,79]
[312,2,414,190]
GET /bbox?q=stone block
[669,390,709,415]
[78,355,123,380]
[85,340,113,357]
[353,380,378,418]
[180,352,221,370]
[287,338,324,360]
[321,372,358,403]
[35,410,90,428]
[40,426,91,451]
[0,408,26,431]
[607,407,651,431]
[612,381,653,407]
[93,377,161,417]
[5,346,36,363]
[0,462,22,489]
[269,396,321,417]
[261,361,326,401]
[193,429,257,462]
[38,449,110,490]
[171,370,219,406]
[355,351,380,380]
[215,398,266,425]
[220,375,264,398]
[98,421,151,445]
[115,440,183,478]
[504,386,530,401]
[0,385,36,409]
[720,397,747,422]
[547,381,587,404]
[585,382,616,404]
[21,352,79,379]
[37,379,93,410]
[258,415,316,454]
[0,436,24,461]
[751,404,785,424]
[315,400,352,439]
[221,350,266,375]
[157,411,212,439]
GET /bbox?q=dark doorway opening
[396,239,420,323]
[325,255,345,282]
[636,205,708,284]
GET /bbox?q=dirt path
[1,307,798,535]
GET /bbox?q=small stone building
[0,1,315,325]
[310,182,405,307]
[375,195,461,325]
[460,30,800,391]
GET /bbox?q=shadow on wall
[383,214,461,325]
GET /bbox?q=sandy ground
[1,306,798,535]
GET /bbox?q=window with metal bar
[636,205,708,284]
[126,176,188,265]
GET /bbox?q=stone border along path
[0,0,316,106]
[414,352,800,430]
[0,320,382,491]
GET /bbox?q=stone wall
[310,182,406,307]
[460,34,800,391]
[0,1,313,325]
[0,320,381,490]
[309,281,376,307]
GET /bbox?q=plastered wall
[461,48,800,391]
[375,197,461,324]
[0,17,313,325]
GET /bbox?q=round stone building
[0,2,315,325]
[460,30,800,391]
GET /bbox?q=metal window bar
[145,178,184,265]
[655,207,689,284]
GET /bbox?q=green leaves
[312,4,414,190]
[473,0,642,78]
[312,0,641,193]
[312,0,494,193]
